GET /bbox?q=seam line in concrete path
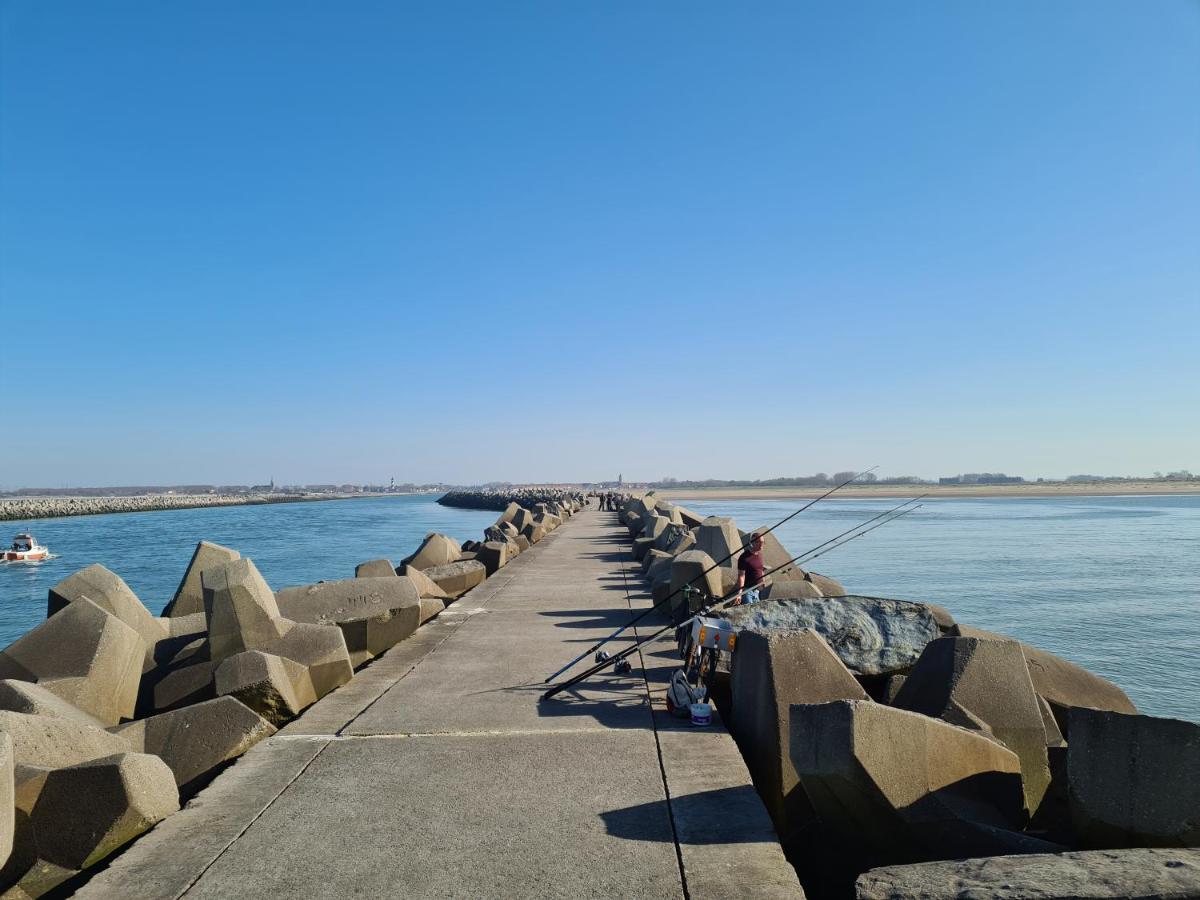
[621,541,692,900]
[274,725,636,739]
[334,571,521,736]
[177,739,332,898]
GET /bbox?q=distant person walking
[734,532,766,605]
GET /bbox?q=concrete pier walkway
[78,511,801,899]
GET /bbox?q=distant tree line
[651,473,932,488]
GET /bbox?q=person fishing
[733,531,766,605]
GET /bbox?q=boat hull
[3,550,48,562]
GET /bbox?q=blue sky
[1,1,1197,486]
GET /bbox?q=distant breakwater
[438,489,586,511]
[0,493,336,523]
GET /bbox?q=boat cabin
[11,534,35,552]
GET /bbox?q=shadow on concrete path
[601,786,779,844]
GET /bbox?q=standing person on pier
[734,532,766,605]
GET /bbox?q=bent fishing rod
[542,501,922,701]
[543,466,878,683]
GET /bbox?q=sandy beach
[655,481,1200,501]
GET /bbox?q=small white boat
[4,533,49,562]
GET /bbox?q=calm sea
[1,493,1196,722]
[0,493,494,638]
[680,494,1200,723]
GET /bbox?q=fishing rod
[732,494,925,598]
[543,466,878,683]
[541,501,923,701]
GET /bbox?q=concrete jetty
[75,510,801,898]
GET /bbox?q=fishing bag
[666,669,702,719]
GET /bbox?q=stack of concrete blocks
[0,494,567,896]
[613,494,1200,898]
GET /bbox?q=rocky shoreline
[0,493,342,523]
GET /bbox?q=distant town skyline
[1,3,1196,486]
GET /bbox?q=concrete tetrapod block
[163,611,207,640]
[510,508,535,533]
[1068,707,1200,849]
[654,522,689,554]
[31,751,178,871]
[0,734,12,871]
[855,847,1200,900]
[0,710,131,771]
[163,540,241,618]
[0,598,144,726]
[953,624,1137,733]
[665,528,696,557]
[354,558,397,578]
[496,502,523,526]
[214,651,316,726]
[722,595,941,677]
[475,541,512,576]
[201,559,289,662]
[422,560,487,600]
[112,697,276,794]
[695,516,743,569]
[535,512,562,532]
[762,580,824,601]
[521,522,547,545]
[729,629,868,854]
[753,529,806,582]
[401,532,462,571]
[265,624,353,699]
[1,761,56,899]
[668,550,722,623]
[790,700,1049,864]
[47,564,167,672]
[641,515,669,545]
[399,564,451,601]
[624,511,643,538]
[151,660,218,713]
[0,680,105,729]
[419,598,444,623]
[807,572,846,596]
[642,548,671,574]
[276,577,423,667]
[893,636,1053,817]
[631,536,655,562]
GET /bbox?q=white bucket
[690,702,712,726]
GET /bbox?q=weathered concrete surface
[0,598,144,725]
[164,541,241,618]
[893,636,1052,817]
[953,624,1137,732]
[77,510,800,899]
[1068,707,1200,849]
[729,629,868,854]
[275,576,422,667]
[48,563,168,671]
[856,847,1200,899]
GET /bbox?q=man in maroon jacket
[734,532,766,605]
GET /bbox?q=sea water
[0,493,494,641]
[681,494,1200,723]
[0,492,1196,722]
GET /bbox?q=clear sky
[1,1,1197,487]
